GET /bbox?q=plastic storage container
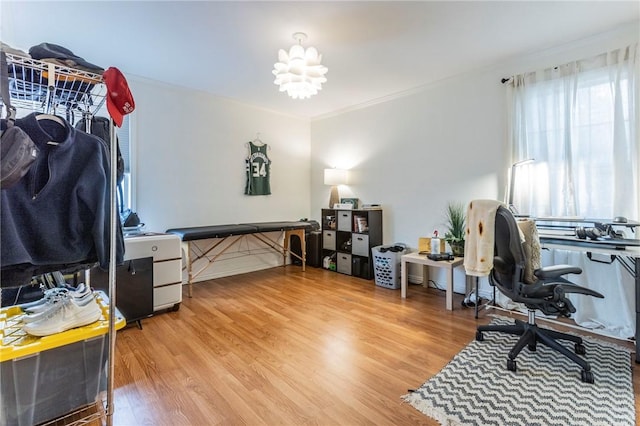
[0,291,125,426]
[372,244,407,289]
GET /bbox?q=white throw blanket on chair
[463,199,505,277]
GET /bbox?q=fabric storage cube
[0,292,125,426]
[336,253,352,275]
[351,233,370,257]
[323,230,336,250]
[337,211,352,232]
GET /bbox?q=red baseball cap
[103,67,135,127]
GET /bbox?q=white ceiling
[1,1,638,119]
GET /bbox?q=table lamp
[324,168,348,208]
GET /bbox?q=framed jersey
[244,141,271,195]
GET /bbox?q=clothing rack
[2,52,119,425]
[4,52,107,121]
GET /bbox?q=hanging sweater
[1,113,124,287]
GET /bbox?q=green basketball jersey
[245,141,271,195]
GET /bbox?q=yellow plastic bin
[0,291,125,426]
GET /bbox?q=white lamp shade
[324,168,348,186]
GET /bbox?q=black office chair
[476,206,604,383]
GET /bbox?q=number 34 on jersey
[244,141,271,195]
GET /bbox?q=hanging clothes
[1,112,124,287]
[244,141,271,196]
[75,116,125,185]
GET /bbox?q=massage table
[166,221,315,297]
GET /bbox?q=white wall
[127,79,311,233]
[310,71,506,248]
[309,23,639,294]
[125,79,311,280]
[310,64,506,293]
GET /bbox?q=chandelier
[272,32,328,100]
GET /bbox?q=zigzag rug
[403,317,635,425]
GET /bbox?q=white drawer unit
[124,233,183,312]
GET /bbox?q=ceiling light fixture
[273,32,328,100]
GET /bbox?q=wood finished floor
[111,266,640,425]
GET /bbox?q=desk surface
[401,252,464,268]
[532,216,639,227]
[539,235,640,257]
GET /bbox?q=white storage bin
[352,233,370,257]
[337,211,352,232]
[323,231,336,250]
[336,253,352,275]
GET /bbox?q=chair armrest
[534,264,582,279]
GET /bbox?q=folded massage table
[166,221,315,297]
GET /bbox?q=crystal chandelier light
[272,32,328,100]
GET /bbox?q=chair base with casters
[477,310,594,383]
[469,203,604,384]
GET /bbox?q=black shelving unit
[321,208,383,279]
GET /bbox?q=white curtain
[507,43,639,339]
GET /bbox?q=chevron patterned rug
[403,317,635,425]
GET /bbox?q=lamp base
[329,186,340,209]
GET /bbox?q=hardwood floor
[111,266,639,425]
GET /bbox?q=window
[115,114,134,214]
[509,44,638,219]
[506,44,638,341]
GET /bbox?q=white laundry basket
[372,244,406,289]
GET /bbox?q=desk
[401,252,465,310]
[539,235,640,363]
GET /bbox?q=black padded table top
[242,221,315,232]
[166,224,258,241]
[166,221,314,241]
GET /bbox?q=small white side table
[400,252,466,310]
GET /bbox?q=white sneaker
[20,287,69,313]
[22,285,91,322]
[21,284,87,314]
[22,293,102,337]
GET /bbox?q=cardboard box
[418,237,446,254]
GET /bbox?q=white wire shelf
[4,52,106,119]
